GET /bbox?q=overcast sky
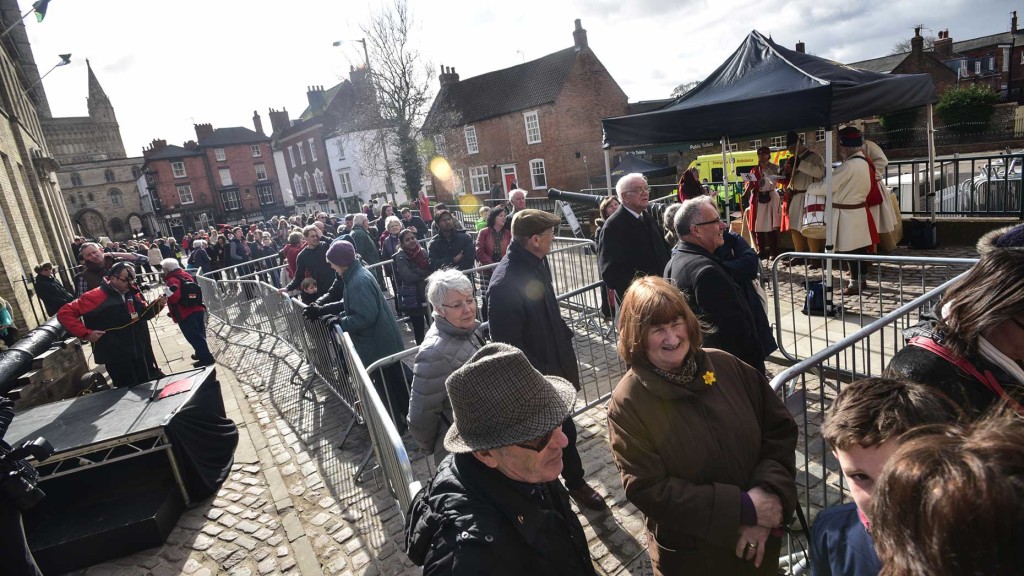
[23,0,1019,157]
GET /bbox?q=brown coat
[607,348,797,575]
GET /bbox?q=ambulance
[687,148,793,212]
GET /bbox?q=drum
[800,193,827,240]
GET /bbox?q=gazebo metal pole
[603,148,613,195]
[823,129,836,303]
[927,104,937,221]
[720,136,731,223]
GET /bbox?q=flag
[32,0,49,22]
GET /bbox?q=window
[465,126,479,154]
[250,144,261,157]
[727,143,738,152]
[750,139,762,149]
[292,175,303,197]
[171,162,187,178]
[176,184,194,204]
[337,141,346,160]
[469,166,489,193]
[529,159,547,189]
[314,170,326,195]
[433,133,447,153]
[304,173,312,196]
[975,60,981,74]
[67,195,75,205]
[524,111,541,144]
[109,188,123,207]
[288,146,296,167]
[214,148,226,162]
[87,192,94,201]
[109,218,124,234]
[195,211,212,231]
[770,135,786,148]
[219,168,233,187]
[221,189,241,211]
[338,170,353,196]
[308,138,317,161]
[70,172,82,186]
[257,185,275,205]
[104,168,115,182]
[150,192,162,212]
[255,163,267,181]
[298,144,307,164]
[816,129,826,141]
[132,167,142,179]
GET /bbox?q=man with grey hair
[666,196,766,375]
[161,258,214,367]
[74,241,149,296]
[508,188,527,213]
[598,172,670,301]
[405,343,597,575]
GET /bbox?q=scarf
[403,242,430,270]
[649,352,698,386]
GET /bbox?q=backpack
[180,280,203,306]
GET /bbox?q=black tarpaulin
[609,155,677,183]
[602,30,937,147]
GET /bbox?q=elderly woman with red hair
[606,276,797,575]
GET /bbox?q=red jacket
[280,243,304,278]
[57,283,158,364]
[165,268,204,323]
[475,226,511,276]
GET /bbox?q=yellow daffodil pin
[702,371,716,386]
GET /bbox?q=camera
[0,437,54,510]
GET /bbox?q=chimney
[184,140,198,150]
[194,123,214,142]
[253,110,264,135]
[268,107,291,135]
[573,19,588,51]
[439,65,460,88]
[143,138,168,158]
[1014,10,1018,33]
[307,85,326,113]
[795,41,805,53]
[911,26,924,54]
[934,30,953,58]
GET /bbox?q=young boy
[299,277,318,306]
[812,378,960,576]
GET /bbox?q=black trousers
[106,358,153,388]
[371,362,410,433]
[561,416,585,488]
[0,500,42,576]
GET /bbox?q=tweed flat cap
[511,209,561,238]
[444,343,577,454]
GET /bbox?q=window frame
[257,185,275,205]
[298,144,307,164]
[255,163,268,181]
[70,172,82,186]
[219,167,233,187]
[250,144,262,158]
[469,165,489,194]
[292,175,304,197]
[109,187,123,207]
[313,169,326,195]
[529,158,547,190]
[465,126,479,154]
[221,188,241,211]
[214,148,226,162]
[524,111,541,144]
[171,162,187,178]
[288,146,296,167]
[176,184,194,205]
[338,170,353,196]
[308,138,318,161]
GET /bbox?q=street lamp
[332,39,369,68]
[25,53,71,92]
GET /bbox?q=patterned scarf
[649,352,698,386]
[403,241,430,270]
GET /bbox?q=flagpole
[0,1,48,41]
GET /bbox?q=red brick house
[142,113,283,237]
[422,19,629,203]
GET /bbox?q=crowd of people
[17,165,1024,576]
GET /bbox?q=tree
[891,35,935,54]
[362,0,435,199]
[671,80,701,98]
[935,85,999,133]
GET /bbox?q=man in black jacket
[486,210,604,510]
[405,344,597,575]
[280,225,336,299]
[598,173,670,302]
[400,207,427,241]
[665,196,766,375]
[428,210,474,272]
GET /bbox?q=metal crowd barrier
[768,272,966,567]
[334,325,421,522]
[770,252,977,364]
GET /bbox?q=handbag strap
[908,336,1024,414]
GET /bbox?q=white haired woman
[407,269,484,462]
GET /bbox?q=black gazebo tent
[602,30,937,147]
[609,155,677,183]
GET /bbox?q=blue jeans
[180,310,213,363]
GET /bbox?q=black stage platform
[5,367,238,574]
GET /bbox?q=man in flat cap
[405,343,597,575]
[779,131,826,268]
[486,209,605,510]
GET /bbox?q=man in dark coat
[665,196,766,375]
[428,209,474,272]
[405,343,597,575]
[486,209,604,510]
[400,207,428,241]
[598,173,670,302]
[280,225,336,298]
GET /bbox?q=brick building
[0,0,76,329]
[268,66,391,214]
[142,113,283,238]
[422,19,629,203]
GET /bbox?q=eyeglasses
[693,218,725,227]
[441,297,477,311]
[514,427,558,452]
[114,275,134,283]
